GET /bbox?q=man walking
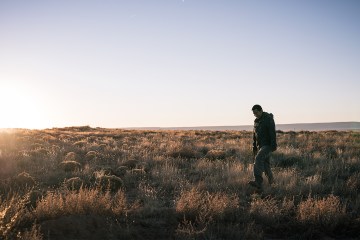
[248,104,277,190]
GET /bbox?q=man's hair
[252,104,262,111]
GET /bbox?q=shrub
[73,140,87,148]
[33,188,128,222]
[120,160,139,170]
[96,175,124,192]
[13,172,36,188]
[64,177,83,190]
[250,196,281,223]
[176,187,239,222]
[273,152,304,168]
[95,166,115,175]
[64,152,77,161]
[0,194,34,239]
[205,149,227,160]
[23,190,43,210]
[250,196,294,225]
[114,166,128,177]
[170,146,200,159]
[59,161,81,172]
[298,194,346,231]
[84,151,98,162]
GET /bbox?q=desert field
[0,127,359,239]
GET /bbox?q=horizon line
[0,121,359,131]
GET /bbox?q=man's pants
[254,146,273,186]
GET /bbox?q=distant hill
[273,122,360,131]
[130,122,360,131]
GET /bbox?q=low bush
[59,161,81,172]
[298,194,346,231]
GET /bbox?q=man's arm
[269,118,277,151]
[253,131,258,156]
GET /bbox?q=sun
[0,83,49,129]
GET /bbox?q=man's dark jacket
[253,112,277,152]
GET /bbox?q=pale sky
[1,0,359,129]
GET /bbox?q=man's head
[252,104,263,119]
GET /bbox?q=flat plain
[0,127,359,239]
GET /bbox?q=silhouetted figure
[248,104,277,190]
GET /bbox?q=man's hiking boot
[248,181,262,190]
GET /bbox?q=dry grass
[33,188,126,219]
[298,194,347,231]
[0,128,359,239]
[176,187,239,221]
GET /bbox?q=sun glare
[0,84,48,129]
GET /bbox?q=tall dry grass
[0,128,359,239]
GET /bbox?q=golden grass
[0,128,359,239]
[298,194,346,231]
[34,188,126,219]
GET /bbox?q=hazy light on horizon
[0,1,359,129]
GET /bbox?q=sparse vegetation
[0,128,359,239]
